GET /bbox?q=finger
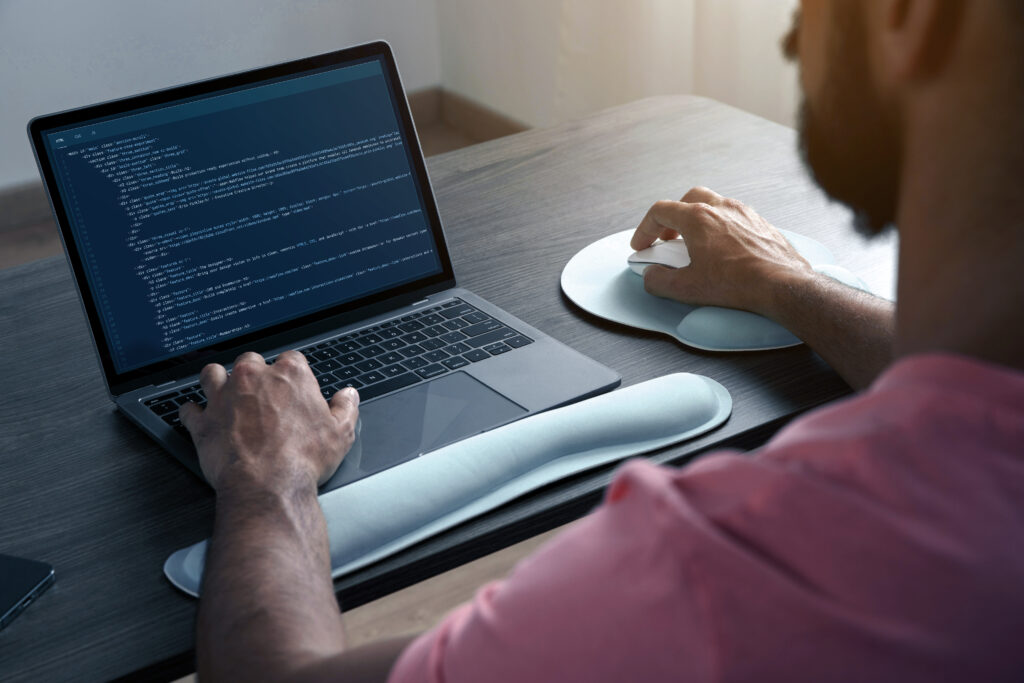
[631,200,682,250]
[643,264,699,303]
[329,386,361,427]
[680,186,723,205]
[198,363,228,400]
[274,350,312,380]
[229,351,266,386]
[233,351,265,368]
[178,401,202,435]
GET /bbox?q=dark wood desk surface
[0,96,896,681]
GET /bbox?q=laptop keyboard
[142,298,533,439]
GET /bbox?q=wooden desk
[0,96,896,681]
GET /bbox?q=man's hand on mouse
[631,186,814,318]
[179,350,360,494]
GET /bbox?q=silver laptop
[28,41,619,492]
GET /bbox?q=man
[181,0,1024,680]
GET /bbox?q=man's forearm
[197,479,346,681]
[767,272,895,390]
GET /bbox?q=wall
[0,0,442,189]
[1,1,801,190]
[437,0,799,130]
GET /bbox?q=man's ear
[878,0,964,83]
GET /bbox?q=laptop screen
[34,48,448,378]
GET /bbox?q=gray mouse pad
[561,228,870,351]
[321,372,527,491]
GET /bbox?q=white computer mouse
[627,239,691,275]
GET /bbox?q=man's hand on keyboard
[179,350,360,493]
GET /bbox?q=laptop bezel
[28,41,458,396]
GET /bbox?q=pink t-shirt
[388,354,1024,682]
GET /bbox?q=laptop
[28,41,620,492]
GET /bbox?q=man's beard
[796,5,902,237]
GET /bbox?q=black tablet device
[0,554,55,631]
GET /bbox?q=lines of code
[50,67,443,373]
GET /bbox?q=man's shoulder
[758,352,1024,480]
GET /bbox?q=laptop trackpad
[322,372,527,492]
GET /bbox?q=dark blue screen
[44,59,443,373]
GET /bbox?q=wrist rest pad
[561,229,870,351]
[164,373,732,597]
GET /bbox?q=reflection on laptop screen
[42,58,444,373]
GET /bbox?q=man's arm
[180,351,414,682]
[632,187,894,389]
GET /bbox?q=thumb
[642,265,697,303]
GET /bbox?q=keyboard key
[401,356,429,370]
[467,327,517,348]
[442,356,470,370]
[445,342,471,355]
[339,377,364,390]
[399,320,425,333]
[361,344,387,358]
[401,331,427,344]
[440,299,461,308]
[485,342,513,355]
[424,349,449,363]
[151,400,177,416]
[312,348,339,361]
[379,327,403,339]
[424,325,448,337]
[315,359,341,372]
[145,391,178,406]
[441,304,475,319]
[381,363,407,378]
[321,386,337,400]
[415,364,448,379]
[506,335,534,348]
[317,373,337,388]
[462,319,504,337]
[336,340,361,353]
[358,372,420,401]
[420,314,444,326]
[420,338,445,351]
[355,358,383,372]
[334,366,360,381]
[399,344,426,358]
[463,349,491,363]
[173,394,194,406]
[161,413,180,425]
[440,331,467,344]
[462,311,490,324]
[358,370,386,385]
[442,318,469,331]
[339,352,364,365]
[358,333,384,346]
[380,339,406,352]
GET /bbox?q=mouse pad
[165,372,732,597]
[561,229,869,351]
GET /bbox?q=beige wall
[437,0,799,129]
[1,1,801,189]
